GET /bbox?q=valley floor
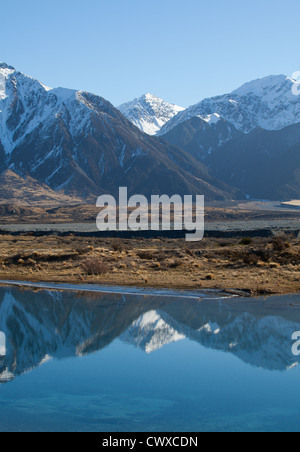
[0,234,299,296]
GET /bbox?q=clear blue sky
[1,0,299,107]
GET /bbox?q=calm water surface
[0,285,300,432]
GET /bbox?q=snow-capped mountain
[0,63,234,201]
[159,75,300,136]
[2,63,299,201]
[158,75,300,200]
[118,93,185,135]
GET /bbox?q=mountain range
[121,75,300,200]
[0,63,234,202]
[1,62,300,203]
[158,75,300,135]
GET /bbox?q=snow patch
[197,113,221,125]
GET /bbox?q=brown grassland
[0,233,299,296]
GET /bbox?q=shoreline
[0,279,240,300]
[0,276,296,299]
[0,278,299,299]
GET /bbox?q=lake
[0,284,300,432]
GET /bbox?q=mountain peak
[0,64,231,202]
[159,74,300,136]
[0,63,16,79]
[143,93,159,100]
[232,74,291,97]
[118,93,185,135]
[0,62,15,71]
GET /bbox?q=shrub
[81,258,110,275]
[269,262,280,269]
[75,246,90,255]
[156,252,168,262]
[112,238,124,252]
[272,236,289,253]
[151,262,161,270]
[255,248,271,263]
[11,253,27,264]
[218,241,230,248]
[240,237,252,246]
[168,259,181,269]
[137,251,156,260]
[243,253,259,265]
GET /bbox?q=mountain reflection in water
[0,286,299,383]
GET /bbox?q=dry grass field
[0,234,299,295]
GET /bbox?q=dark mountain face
[162,116,244,162]
[0,64,234,202]
[204,123,300,200]
[162,112,300,200]
[151,74,300,201]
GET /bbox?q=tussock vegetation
[136,250,156,260]
[111,239,124,252]
[0,234,299,295]
[271,235,290,252]
[240,237,253,246]
[81,258,110,276]
[74,246,91,255]
[7,250,80,265]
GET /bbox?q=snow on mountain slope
[0,64,15,100]
[118,93,185,135]
[0,63,102,156]
[0,63,234,201]
[159,75,300,136]
[162,115,243,164]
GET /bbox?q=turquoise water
[0,286,300,432]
